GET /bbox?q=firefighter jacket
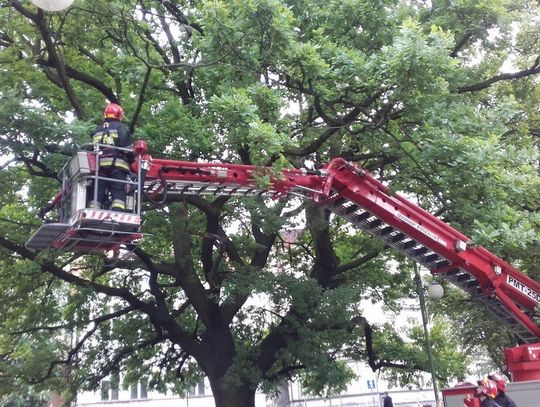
[92,118,133,171]
[481,399,501,407]
[495,394,517,407]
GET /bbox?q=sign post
[367,379,377,407]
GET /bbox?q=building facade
[74,362,437,407]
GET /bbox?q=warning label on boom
[395,212,447,247]
[507,275,540,304]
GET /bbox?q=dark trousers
[88,167,127,211]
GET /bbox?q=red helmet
[103,103,124,120]
[488,372,507,392]
[477,378,498,399]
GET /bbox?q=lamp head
[30,0,74,12]
[427,281,444,299]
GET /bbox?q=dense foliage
[0,1,539,406]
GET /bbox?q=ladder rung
[213,186,225,195]
[367,219,383,229]
[379,226,394,236]
[333,197,347,208]
[457,274,471,282]
[355,212,371,223]
[403,240,417,250]
[446,268,461,277]
[433,261,450,271]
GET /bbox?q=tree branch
[36,57,119,103]
[129,65,152,133]
[28,306,138,385]
[450,31,474,58]
[458,56,540,93]
[156,0,204,36]
[335,249,381,274]
[31,9,85,118]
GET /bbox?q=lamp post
[413,263,443,406]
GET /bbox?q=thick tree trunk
[209,378,257,407]
[200,328,258,407]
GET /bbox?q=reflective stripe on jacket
[93,129,119,145]
[91,119,133,171]
[99,157,130,171]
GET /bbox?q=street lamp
[413,263,444,407]
[30,0,74,12]
[427,281,444,300]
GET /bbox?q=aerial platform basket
[26,145,144,253]
[26,209,142,252]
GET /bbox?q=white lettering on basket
[507,275,540,304]
[395,212,447,247]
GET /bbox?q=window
[111,371,119,400]
[111,385,119,401]
[197,380,205,396]
[188,380,205,396]
[407,316,419,325]
[130,384,138,399]
[100,381,110,401]
[140,382,148,399]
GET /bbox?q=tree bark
[209,377,257,407]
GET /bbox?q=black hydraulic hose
[38,201,56,219]
[143,168,168,207]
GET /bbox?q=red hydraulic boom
[133,141,540,381]
[28,140,540,381]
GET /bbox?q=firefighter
[488,373,518,407]
[475,378,501,407]
[382,392,393,407]
[88,103,133,211]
